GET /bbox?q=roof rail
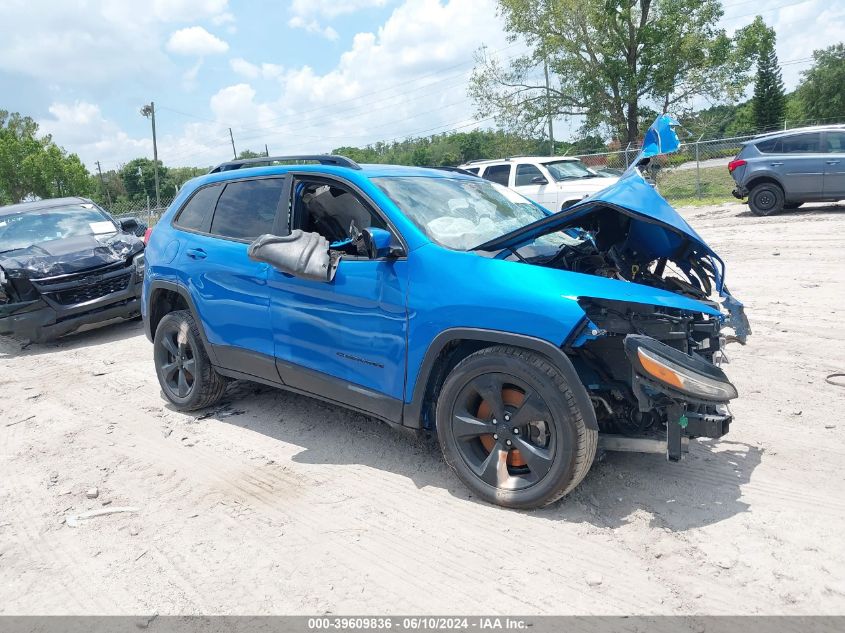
[208,154,361,174]
[424,166,477,176]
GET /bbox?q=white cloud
[152,0,230,22]
[287,0,386,38]
[287,16,339,41]
[166,26,229,56]
[39,102,150,167]
[229,58,284,80]
[290,0,388,19]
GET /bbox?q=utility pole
[229,128,237,159]
[95,161,112,207]
[140,102,161,209]
[265,143,269,157]
[544,58,555,156]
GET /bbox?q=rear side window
[515,164,544,186]
[825,131,845,152]
[209,178,284,241]
[464,167,480,175]
[755,138,781,153]
[174,184,222,231]
[781,133,821,154]
[482,164,511,186]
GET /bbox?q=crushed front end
[569,298,741,460]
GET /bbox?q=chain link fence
[102,194,176,226]
[572,133,759,202]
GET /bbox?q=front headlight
[133,252,146,277]
[625,334,738,402]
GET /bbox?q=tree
[751,24,785,131]
[237,149,264,159]
[120,158,167,204]
[470,0,753,144]
[0,110,92,204]
[797,43,845,124]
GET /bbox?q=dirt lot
[2,202,845,615]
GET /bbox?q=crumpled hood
[477,115,725,288]
[0,233,143,279]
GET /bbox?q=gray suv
[729,125,845,215]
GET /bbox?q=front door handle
[770,162,784,166]
[826,160,841,165]
[186,248,207,260]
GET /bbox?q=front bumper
[0,265,142,341]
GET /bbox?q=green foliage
[470,0,751,143]
[237,149,264,159]
[333,129,568,167]
[797,43,845,124]
[0,110,93,205]
[751,22,785,131]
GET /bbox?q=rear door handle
[826,160,841,165]
[770,162,784,166]
[186,248,207,260]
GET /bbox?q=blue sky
[0,0,841,170]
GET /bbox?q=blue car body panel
[143,117,744,424]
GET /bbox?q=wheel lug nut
[504,414,511,421]
[493,434,498,440]
[513,428,519,434]
[506,440,512,446]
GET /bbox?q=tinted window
[826,131,845,153]
[482,164,511,186]
[781,133,821,154]
[515,164,545,186]
[755,137,781,153]
[175,184,222,231]
[464,167,480,175]
[210,179,283,240]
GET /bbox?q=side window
[755,137,780,153]
[209,178,283,241]
[825,131,845,153]
[781,133,821,154]
[482,164,511,186]
[464,167,480,175]
[173,184,222,231]
[294,180,387,248]
[515,164,544,186]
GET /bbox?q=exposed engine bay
[490,201,747,456]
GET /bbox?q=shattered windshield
[0,205,117,253]
[374,176,556,251]
[544,160,599,180]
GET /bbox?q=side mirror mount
[119,216,148,237]
[248,231,340,282]
[361,227,403,259]
[530,175,549,185]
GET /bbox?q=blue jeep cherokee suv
[143,117,750,508]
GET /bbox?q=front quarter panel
[404,244,723,404]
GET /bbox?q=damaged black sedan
[0,197,146,342]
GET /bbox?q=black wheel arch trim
[404,327,598,432]
[145,279,219,366]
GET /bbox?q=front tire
[748,183,784,216]
[153,310,227,410]
[435,346,597,509]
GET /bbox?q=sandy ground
[2,202,845,616]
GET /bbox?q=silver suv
[729,125,845,215]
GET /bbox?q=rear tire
[154,310,227,411]
[748,183,784,216]
[435,345,596,509]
